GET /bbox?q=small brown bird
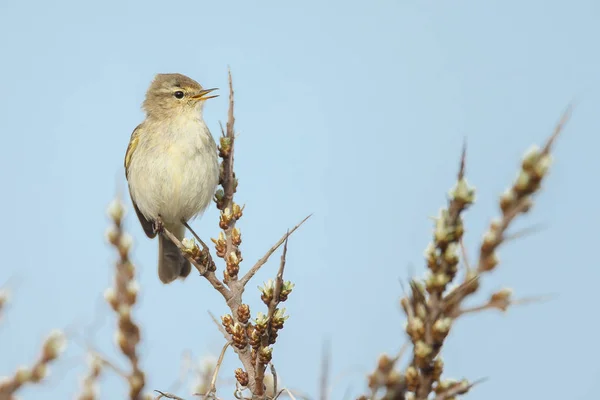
[124,73,219,283]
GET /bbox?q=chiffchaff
[124,73,219,283]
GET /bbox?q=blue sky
[0,0,599,398]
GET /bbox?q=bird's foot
[153,217,164,234]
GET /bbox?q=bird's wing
[124,123,142,179]
[124,123,157,238]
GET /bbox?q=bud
[43,330,67,360]
[232,203,243,219]
[15,366,31,384]
[234,368,249,387]
[258,347,273,364]
[490,288,512,311]
[255,312,268,332]
[221,314,234,334]
[414,340,432,360]
[449,178,476,205]
[432,318,452,343]
[521,145,541,171]
[237,304,251,324]
[107,198,125,223]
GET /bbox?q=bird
[124,73,220,283]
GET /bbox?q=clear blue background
[0,0,598,398]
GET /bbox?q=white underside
[127,115,219,225]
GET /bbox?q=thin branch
[270,363,278,398]
[240,215,311,286]
[154,390,186,400]
[319,340,331,400]
[204,342,232,399]
[183,220,213,253]
[255,233,291,396]
[90,350,128,378]
[433,378,487,400]
[541,104,573,155]
[160,226,231,300]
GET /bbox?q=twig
[270,363,278,398]
[105,197,146,399]
[255,234,290,394]
[90,350,128,378]
[319,340,331,400]
[240,215,311,286]
[204,342,232,398]
[432,377,487,400]
[0,330,66,396]
[154,390,186,400]
[160,226,231,300]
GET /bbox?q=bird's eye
[174,91,185,99]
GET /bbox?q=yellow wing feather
[124,123,143,179]
[124,123,157,238]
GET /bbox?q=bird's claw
[153,218,164,234]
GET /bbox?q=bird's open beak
[191,88,219,101]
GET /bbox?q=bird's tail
[158,223,191,284]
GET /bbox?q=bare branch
[203,342,232,399]
[240,215,311,287]
[160,225,231,300]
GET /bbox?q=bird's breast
[128,118,219,223]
